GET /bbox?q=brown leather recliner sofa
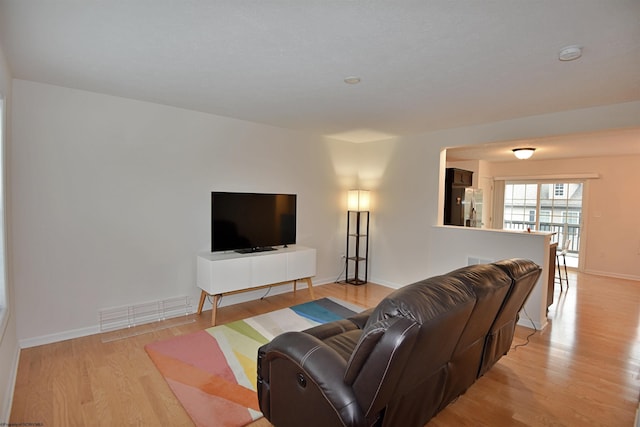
[257,258,542,427]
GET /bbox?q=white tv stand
[196,245,317,325]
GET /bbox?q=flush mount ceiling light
[558,45,583,61]
[512,148,536,160]
[344,76,361,85]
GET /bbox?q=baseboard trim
[18,278,337,349]
[19,325,101,349]
[368,277,402,289]
[517,315,547,331]
[583,269,640,282]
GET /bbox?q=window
[503,180,583,260]
[565,210,581,225]
[503,183,538,230]
[539,209,551,223]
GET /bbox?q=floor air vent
[99,296,194,342]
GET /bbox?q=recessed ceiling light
[558,45,583,61]
[344,76,361,85]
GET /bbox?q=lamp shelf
[345,210,369,285]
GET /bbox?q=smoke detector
[558,45,583,61]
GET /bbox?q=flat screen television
[211,192,297,253]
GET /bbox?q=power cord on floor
[260,286,273,300]
[334,257,347,283]
[511,307,538,351]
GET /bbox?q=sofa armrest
[350,316,420,417]
[257,331,366,427]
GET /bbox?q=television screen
[211,192,297,253]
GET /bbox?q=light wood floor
[10,271,640,426]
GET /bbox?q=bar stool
[556,239,571,291]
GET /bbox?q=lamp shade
[512,148,536,160]
[347,190,370,211]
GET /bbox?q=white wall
[359,136,440,287]
[10,80,352,344]
[363,101,640,289]
[0,40,19,423]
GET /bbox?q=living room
[0,1,639,425]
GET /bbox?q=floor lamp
[345,190,370,285]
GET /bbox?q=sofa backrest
[346,274,477,420]
[438,263,513,409]
[478,258,542,376]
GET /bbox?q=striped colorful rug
[145,298,362,427]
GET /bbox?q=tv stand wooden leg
[211,294,221,326]
[305,277,315,299]
[197,277,315,325]
[197,290,207,315]
[197,290,221,326]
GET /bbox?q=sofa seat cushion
[322,329,363,362]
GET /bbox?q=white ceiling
[0,0,639,148]
[446,127,640,162]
